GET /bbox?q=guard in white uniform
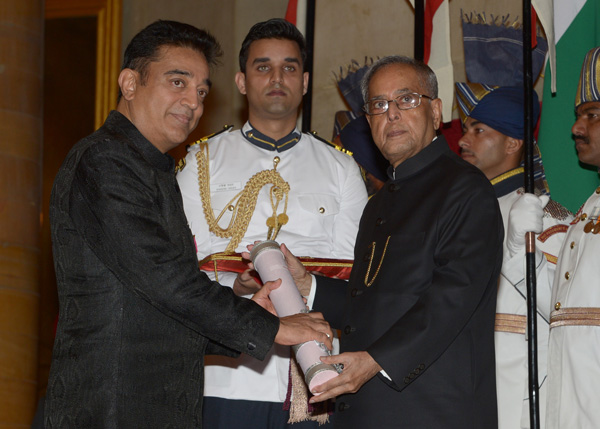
[176,18,368,429]
[456,84,573,429]
[547,47,600,429]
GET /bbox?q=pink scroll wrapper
[250,240,340,393]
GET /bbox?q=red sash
[199,252,353,280]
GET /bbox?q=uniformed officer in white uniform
[456,84,573,429]
[546,46,600,429]
[176,19,367,428]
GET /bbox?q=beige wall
[120,0,544,143]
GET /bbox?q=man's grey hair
[360,56,438,102]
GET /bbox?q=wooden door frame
[46,0,121,129]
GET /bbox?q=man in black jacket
[279,56,503,428]
[44,20,332,428]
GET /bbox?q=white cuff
[304,274,317,310]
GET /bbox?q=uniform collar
[242,121,301,152]
[490,167,524,198]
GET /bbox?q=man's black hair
[238,18,307,73]
[119,20,222,98]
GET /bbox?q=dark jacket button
[344,325,355,335]
[247,342,256,351]
[404,377,411,384]
[338,402,349,411]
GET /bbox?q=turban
[455,84,539,140]
[338,114,388,182]
[575,47,600,109]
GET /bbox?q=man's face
[365,64,441,168]
[572,101,600,167]
[236,38,308,124]
[459,117,514,180]
[121,45,210,153]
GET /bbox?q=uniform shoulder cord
[195,142,290,254]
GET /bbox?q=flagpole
[414,0,424,61]
[522,1,541,428]
[301,0,315,133]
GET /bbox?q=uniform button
[344,325,355,335]
[565,272,570,280]
[247,342,256,351]
[319,207,325,214]
[388,183,398,192]
[414,368,420,374]
[228,205,234,211]
[338,402,349,411]
[555,302,561,310]
[409,373,415,379]
[363,253,370,262]
[404,377,411,384]
[596,186,600,194]
[376,218,384,226]
[351,288,363,297]
[274,156,280,163]
[419,364,425,370]
[570,241,575,249]
[248,132,254,138]
[581,213,588,221]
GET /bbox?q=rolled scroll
[250,240,340,393]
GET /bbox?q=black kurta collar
[242,121,301,152]
[489,167,524,198]
[389,136,450,181]
[106,110,175,173]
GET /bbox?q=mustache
[573,134,589,144]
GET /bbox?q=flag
[285,0,307,36]
[409,0,454,122]
[537,0,600,213]
[533,0,587,93]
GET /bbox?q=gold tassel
[287,356,330,425]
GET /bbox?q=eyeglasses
[363,93,433,115]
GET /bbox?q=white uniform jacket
[492,169,572,429]
[547,187,600,429]
[176,122,368,403]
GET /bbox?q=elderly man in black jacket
[44,20,332,428]
[277,56,503,428]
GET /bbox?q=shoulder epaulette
[186,124,234,150]
[309,130,353,157]
[176,125,234,173]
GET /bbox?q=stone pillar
[0,0,44,426]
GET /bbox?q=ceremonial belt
[550,308,600,328]
[199,252,353,280]
[495,313,527,335]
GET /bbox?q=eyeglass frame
[362,92,434,115]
